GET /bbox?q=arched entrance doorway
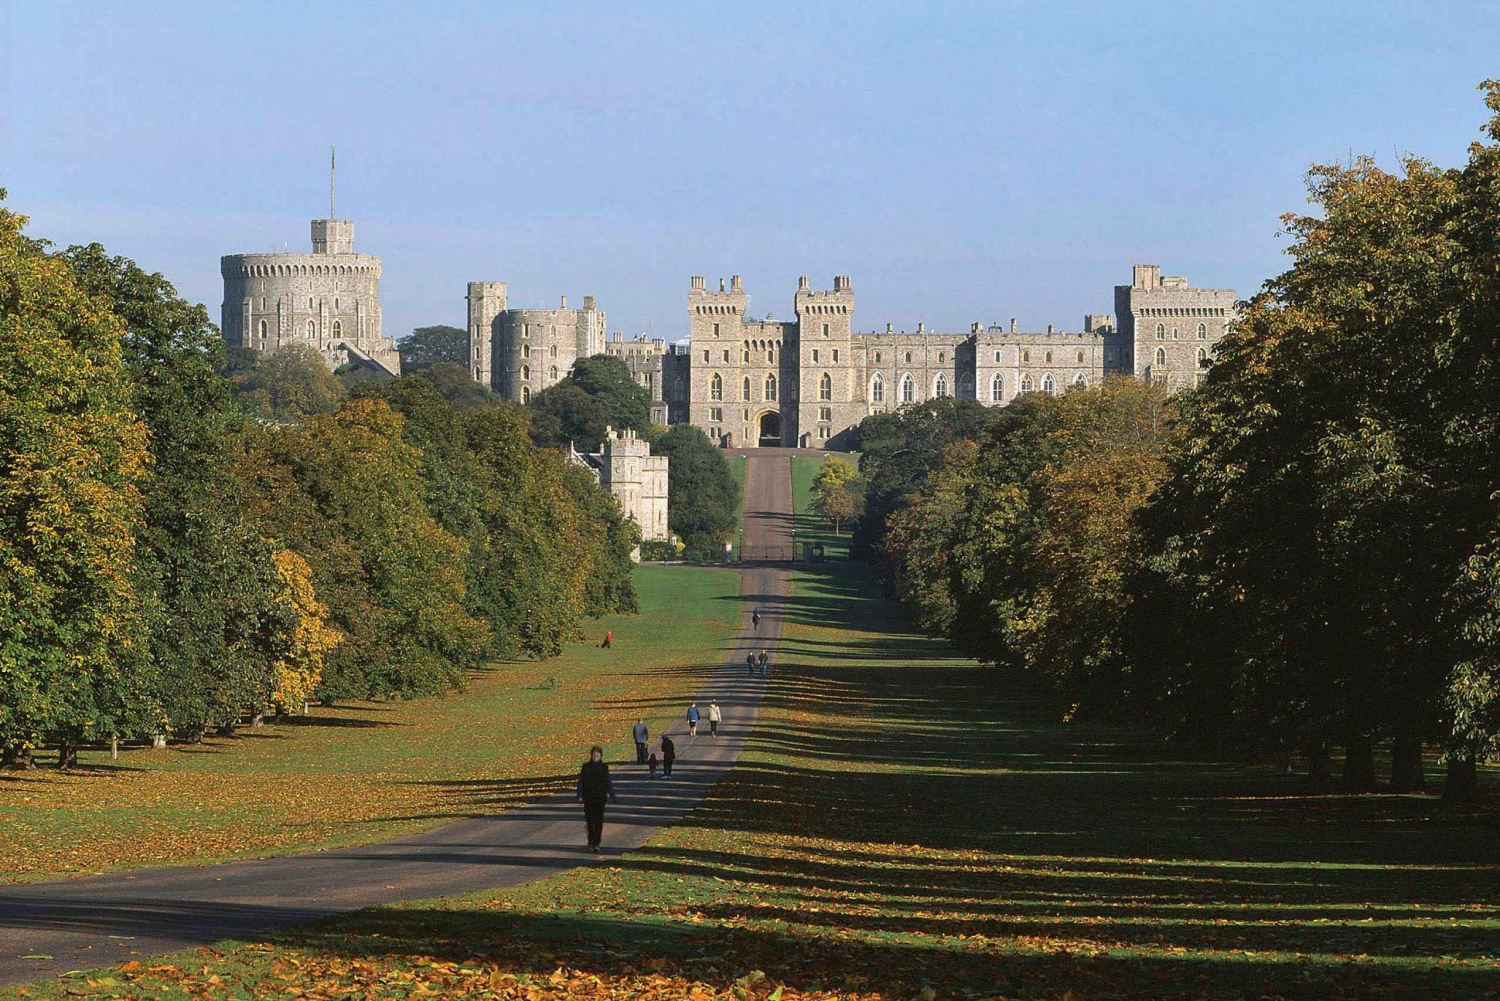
[757,410,782,447]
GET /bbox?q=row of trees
[0,200,638,767]
[857,84,1500,800]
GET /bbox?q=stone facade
[1114,264,1237,391]
[572,427,670,558]
[470,264,1236,449]
[221,218,399,375]
[467,283,607,403]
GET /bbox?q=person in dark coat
[575,746,617,852]
[660,734,676,777]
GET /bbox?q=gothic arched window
[710,373,723,401]
[258,319,267,341]
[1155,324,1165,340]
[765,374,777,400]
[1197,323,1207,340]
[934,374,949,398]
[819,373,832,401]
[742,376,752,401]
[901,374,914,403]
[1074,372,1087,387]
[306,320,315,338]
[1156,347,1167,366]
[1197,347,1209,367]
[549,366,558,380]
[673,377,685,402]
[520,365,530,381]
[990,373,1003,402]
[958,373,973,398]
[870,373,884,403]
[1020,374,1033,393]
[1041,373,1055,395]
[332,320,341,340]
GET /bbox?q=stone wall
[1115,264,1236,391]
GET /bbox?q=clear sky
[4,1,1499,342]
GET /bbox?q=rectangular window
[822,323,829,337]
[819,406,831,421]
[523,323,529,337]
[832,349,839,362]
[812,349,819,363]
[710,407,722,422]
[723,350,730,362]
[703,350,709,362]
[713,322,720,337]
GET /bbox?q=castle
[221,217,401,376]
[466,264,1237,448]
[570,427,670,558]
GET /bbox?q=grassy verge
[0,565,743,885]
[11,561,1499,1000]
[790,454,857,560]
[727,455,747,556]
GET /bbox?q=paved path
[0,455,796,988]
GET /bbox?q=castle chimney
[798,275,810,291]
[719,278,725,292]
[730,275,742,291]
[971,322,980,334]
[691,276,706,291]
[1046,324,1054,334]
[917,322,925,334]
[613,331,622,342]
[1009,318,1017,333]
[886,322,893,333]
[584,295,597,310]
[561,294,569,308]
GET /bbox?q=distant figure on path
[708,701,722,736]
[746,653,757,677]
[648,750,659,778]
[661,734,676,776]
[575,746,617,853]
[758,650,769,677]
[752,609,761,630]
[687,702,700,736]
[632,719,649,764]
[602,630,612,649]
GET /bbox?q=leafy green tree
[239,398,489,698]
[225,342,346,420]
[852,397,996,565]
[419,361,499,411]
[569,355,652,433]
[397,325,469,373]
[647,424,739,559]
[0,200,153,768]
[62,242,299,742]
[527,382,609,450]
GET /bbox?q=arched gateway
[757,410,782,447]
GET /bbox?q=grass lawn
[10,560,1500,1000]
[0,565,743,885]
[790,454,858,560]
[727,455,747,555]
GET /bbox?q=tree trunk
[1442,754,1479,804]
[1342,739,1376,792]
[1389,734,1426,793]
[151,734,167,750]
[3,746,34,770]
[251,714,265,728]
[1305,742,1332,784]
[55,742,78,770]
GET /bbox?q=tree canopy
[647,424,739,559]
[397,325,469,373]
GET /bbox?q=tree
[0,199,152,768]
[527,382,609,450]
[419,361,498,411]
[268,548,341,714]
[647,425,739,559]
[569,355,652,433]
[225,342,346,420]
[62,242,300,742]
[397,325,469,373]
[809,457,863,534]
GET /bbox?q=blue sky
[4,1,1499,341]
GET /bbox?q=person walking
[660,734,676,776]
[602,630,612,649]
[708,701,722,736]
[686,702,700,737]
[575,746,617,853]
[752,609,761,630]
[758,650,769,677]
[647,750,659,778]
[632,719,649,765]
[746,652,757,677]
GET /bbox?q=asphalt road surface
[0,455,797,989]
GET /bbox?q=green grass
[727,455,748,555]
[12,560,1500,1000]
[790,454,857,560]
[0,565,743,884]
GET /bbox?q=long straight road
[0,453,797,989]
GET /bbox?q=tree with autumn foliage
[809,457,863,535]
[268,548,341,713]
[0,197,153,768]
[1129,82,1500,798]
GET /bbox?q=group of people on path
[577,601,772,852]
